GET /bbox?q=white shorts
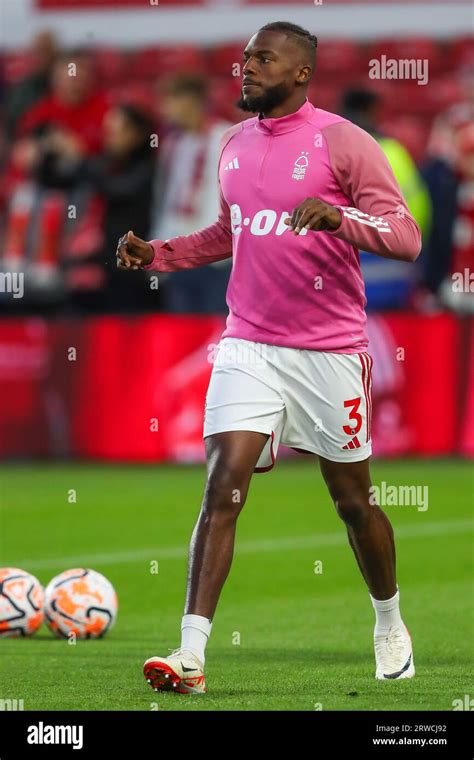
[203,337,373,472]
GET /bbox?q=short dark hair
[341,88,379,115]
[258,21,318,72]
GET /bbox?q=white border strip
[2,1,473,49]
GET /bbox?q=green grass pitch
[0,459,472,711]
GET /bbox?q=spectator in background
[4,48,108,238]
[150,74,232,314]
[5,30,58,140]
[31,103,157,313]
[341,88,432,310]
[17,49,108,157]
[426,65,474,165]
[422,122,474,314]
[420,66,474,313]
[1,50,109,302]
[96,104,158,312]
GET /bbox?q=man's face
[160,93,201,129]
[52,57,93,105]
[236,30,309,114]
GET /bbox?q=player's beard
[235,81,293,115]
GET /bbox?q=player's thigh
[203,430,269,508]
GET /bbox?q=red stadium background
[0,313,471,461]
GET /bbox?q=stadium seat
[132,45,207,79]
[315,39,365,75]
[428,76,464,111]
[206,43,248,77]
[108,80,159,117]
[93,48,129,86]
[3,51,31,85]
[366,38,444,76]
[309,82,340,114]
[449,36,474,69]
[373,77,461,121]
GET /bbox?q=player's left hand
[284,198,342,234]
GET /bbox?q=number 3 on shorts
[343,397,363,436]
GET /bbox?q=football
[0,567,45,638]
[44,568,118,639]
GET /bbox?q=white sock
[180,614,212,665]
[370,585,404,634]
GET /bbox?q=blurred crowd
[0,30,473,316]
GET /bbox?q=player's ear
[297,65,311,84]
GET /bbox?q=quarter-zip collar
[255,97,313,135]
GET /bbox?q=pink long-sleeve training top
[144,97,421,352]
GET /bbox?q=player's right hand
[116,230,154,270]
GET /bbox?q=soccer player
[116,22,421,694]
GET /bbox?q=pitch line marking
[6,519,473,570]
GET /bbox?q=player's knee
[334,495,370,530]
[202,466,249,518]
